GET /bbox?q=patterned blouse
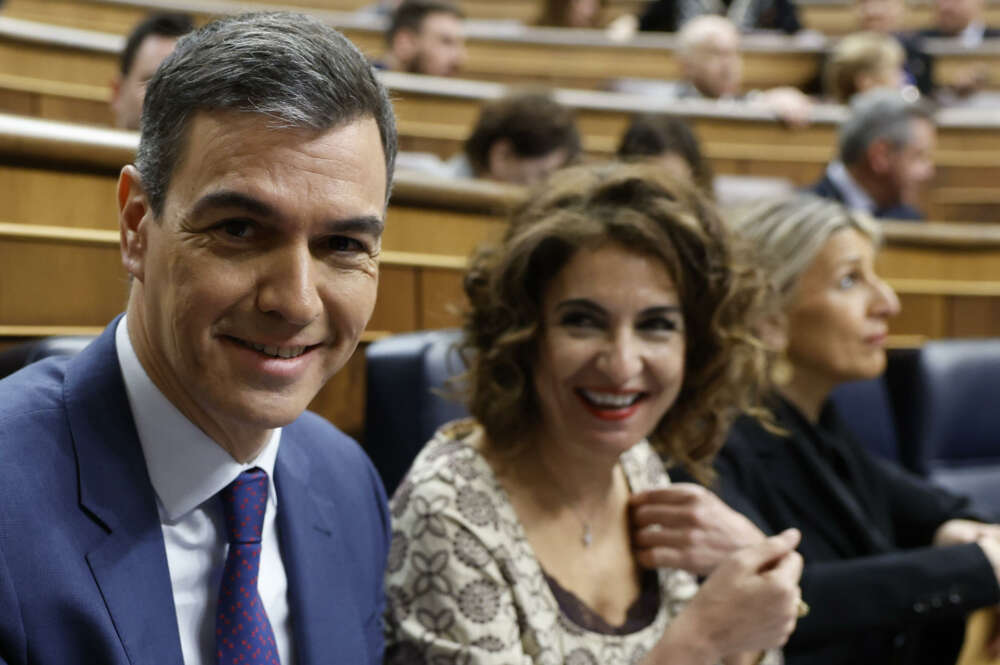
[383,419,781,665]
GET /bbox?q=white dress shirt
[115,319,295,665]
[825,160,877,214]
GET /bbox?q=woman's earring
[770,353,794,386]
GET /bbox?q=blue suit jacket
[805,171,925,221]
[0,320,389,665]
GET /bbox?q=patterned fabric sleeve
[384,470,533,665]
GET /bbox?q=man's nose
[256,244,322,326]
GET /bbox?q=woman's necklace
[542,463,617,548]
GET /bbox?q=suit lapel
[276,436,367,665]
[66,320,185,665]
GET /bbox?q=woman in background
[384,163,804,664]
[617,114,715,199]
[707,194,1000,665]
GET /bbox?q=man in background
[808,89,935,220]
[378,0,466,76]
[918,0,1000,45]
[110,12,193,129]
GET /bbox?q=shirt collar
[959,21,986,48]
[115,317,281,523]
[826,160,877,213]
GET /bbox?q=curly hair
[460,162,772,479]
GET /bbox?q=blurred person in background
[807,89,935,220]
[536,0,608,28]
[111,12,193,130]
[458,92,582,185]
[918,0,1000,44]
[854,0,935,96]
[635,0,801,33]
[682,193,1000,665]
[616,114,715,198]
[824,31,909,102]
[377,0,466,76]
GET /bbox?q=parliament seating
[2,17,1000,221]
[4,0,1000,92]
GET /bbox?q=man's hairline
[141,109,393,219]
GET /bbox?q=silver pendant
[582,524,592,547]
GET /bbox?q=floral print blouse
[383,419,782,665]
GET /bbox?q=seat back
[364,329,468,495]
[907,339,1000,519]
[827,348,922,472]
[0,336,96,380]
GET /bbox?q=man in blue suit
[807,89,936,221]
[0,12,397,665]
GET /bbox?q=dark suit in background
[706,398,1000,665]
[806,171,925,220]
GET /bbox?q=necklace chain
[541,463,612,548]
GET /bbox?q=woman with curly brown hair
[383,163,804,665]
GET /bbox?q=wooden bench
[5,111,1000,343]
[4,0,999,92]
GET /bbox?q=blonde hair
[825,31,904,103]
[731,193,881,305]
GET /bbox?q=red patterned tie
[215,468,281,665]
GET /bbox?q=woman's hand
[630,483,767,576]
[649,529,804,665]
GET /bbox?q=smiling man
[0,12,396,665]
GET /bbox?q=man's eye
[328,236,366,252]
[220,219,254,239]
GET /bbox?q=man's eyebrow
[321,216,385,238]
[188,191,384,236]
[189,191,277,220]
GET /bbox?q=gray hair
[731,193,880,303]
[136,12,398,215]
[838,88,933,165]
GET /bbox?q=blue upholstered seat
[364,329,468,495]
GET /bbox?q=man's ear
[392,29,417,63]
[118,164,153,283]
[486,139,515,181]
[867,138,892,175]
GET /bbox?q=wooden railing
[3,1,1000,91]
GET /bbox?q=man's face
[120,112,387,455]
[935,0,982,34]
[402,12,466,76]
[884,117,936,205]
[856,0,905,32]
[110,34,179,130]
[684,29,743,98]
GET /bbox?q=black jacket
[698,398,1000,665]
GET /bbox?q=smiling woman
[383,163,807,665]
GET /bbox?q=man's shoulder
[0,356,72,434]
[282,411,385,500]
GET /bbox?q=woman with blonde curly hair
[384,162,805,665]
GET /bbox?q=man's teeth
[238,339,307,359]
[580,390,642,408]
